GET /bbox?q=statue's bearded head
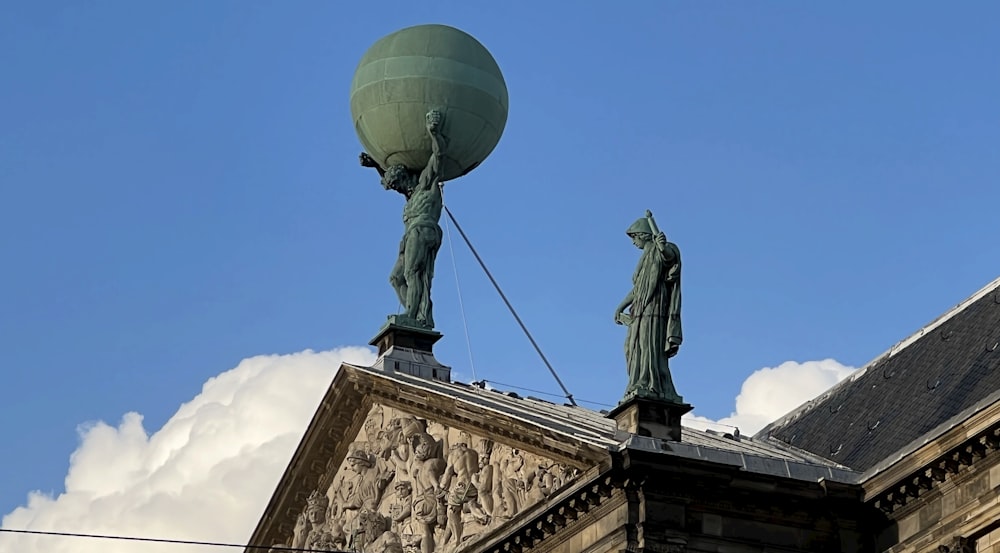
[382,164,415,193]
[411,432,435,461]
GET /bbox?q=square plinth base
[608,396,693,442]
[370,318,443,356]
[369,319,450,382]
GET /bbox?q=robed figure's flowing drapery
[623,241,683,403]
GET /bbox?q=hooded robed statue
[614,210,683,404]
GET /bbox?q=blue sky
[2,1,999,522]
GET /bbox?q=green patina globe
[350,24,509,181]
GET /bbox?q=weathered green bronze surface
[351,24,508,182]
[614,210,684,403]
[355,25,508,331]
[360,112,446,329]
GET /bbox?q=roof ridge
[755,275,1000,439]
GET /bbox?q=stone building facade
[246,277,1000,552]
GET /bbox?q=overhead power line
[479,379,615,408]
[0,528,347,553]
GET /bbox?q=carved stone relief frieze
[288,404,580,553]
[937,536,975,553]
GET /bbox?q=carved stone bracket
[937,535,975,553]
[872,425,1000,514]
[482,475,616,553]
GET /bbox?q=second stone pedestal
[608,396,693,442]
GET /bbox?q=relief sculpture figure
[409,430,447,553]
[497,446,526,519]
[369,529,405,553]
[389,480,414,537]
[349,442,392,512]
[360,111,447,330]
[614,210,684,404]
[472,439,495,517]
[295,405,579,553]
[439,432,491,547]
[334,442,392,548]
[291,511,308,550]
[300,490,345,552]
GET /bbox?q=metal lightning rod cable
[440,183,478,381]
[441,204,577,406]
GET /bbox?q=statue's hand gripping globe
[350,24,509,181]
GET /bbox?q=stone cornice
[863,409,1000,514]
[470,469,618,553]
[863,393,1000,493]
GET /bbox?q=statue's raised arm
[645,210,668,254]
[419,110,447,191]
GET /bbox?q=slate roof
[349,363,859,483]
[756,276,1000,473]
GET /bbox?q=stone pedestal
[609,396,693,442]
[369,318,451,382]
[370,316,443,355]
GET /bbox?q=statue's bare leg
[419,272,434,328]
[390,241,407,307]
[416,228,441,327]
[404,273,422,321]
[420,522,434,553]
[403,232,425,322]
[479,489,493,516]
[447,504,463,545]
[502,482,518,516]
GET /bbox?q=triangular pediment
[248,363,612,553]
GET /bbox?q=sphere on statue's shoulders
[350,24,509,182]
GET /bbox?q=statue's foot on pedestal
[371,316,443,356]
[386,313,433,331]
[621,387,684,406]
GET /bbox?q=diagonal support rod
[442,204,577,406]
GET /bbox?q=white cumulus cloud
[0,346,376,553]
[684,358,856,436]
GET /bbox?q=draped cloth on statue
[624,241,683,403]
